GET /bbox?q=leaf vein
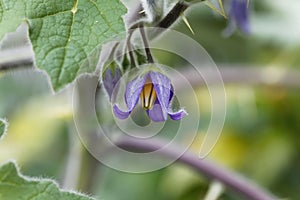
[27,182,52,200]
[56,7,77,85]
[27,10,72,20]
[88,0,118,33]
[0,166,13,182]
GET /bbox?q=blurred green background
[0,0,300,199]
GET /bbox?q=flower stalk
[139,24,154,63]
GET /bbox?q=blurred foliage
[0,118,7,139]
[0,0,300,199]
[0,70,72,179]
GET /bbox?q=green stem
[77,147,100,194]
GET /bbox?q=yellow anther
[140,79,157,110]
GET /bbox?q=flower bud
[102,63,122,100]
[224,0,250,36]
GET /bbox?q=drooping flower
[113,70,187,122]
[103,66,122,100]
[224,0,250,36]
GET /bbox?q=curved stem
[116,138,278,200]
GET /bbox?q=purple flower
[103,67,121,100]
[113,71,187,122]
[224,0,250,35]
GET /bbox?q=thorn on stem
[181,14,195,35]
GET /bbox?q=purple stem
[117,138,278,200]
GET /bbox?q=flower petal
[150,71,187,121]
[113,105,130,119]
[113,73,148,120]
[149,71,171,112]
[148,103,168,122]
[230,0,250,34]
[168,109,188,120]
[103,67,121,100]
[125,74,148,112]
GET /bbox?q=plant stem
[156,1,189,29]
[77,147,100,194]
[204,181,224,200]
[116,138,278,200]
[139,24,154,63]
[0,46,32,71]
[126,29,137,68]
[61,123,82,190]
[147,1,190,40]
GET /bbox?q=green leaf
[0,1,26,40]
[0,161,94,200]
[0,0,126,91]
[0,118,7,140]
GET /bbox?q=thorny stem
[156,1,189,29]
[145,1,191,40]
[126,0,205,64]
[126,1,191,53]
[117,138,278,200]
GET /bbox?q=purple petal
[125,74,148,112]
[103,67,121,100]
[149,71,171,112]
[113,105,130,119]
[169,84,174,101]
[149,71,187,121]
[168,109,188,120]
[230,0,250,34]
[113,73,148,120]
[148,103,168,122]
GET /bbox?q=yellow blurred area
[189,132,248,169]
[0,93,72,164]
[187,85,296,185]
[243,131,295,185]
[0,72,5,79]
[181,87,248,168]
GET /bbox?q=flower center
[140,79,157,110]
